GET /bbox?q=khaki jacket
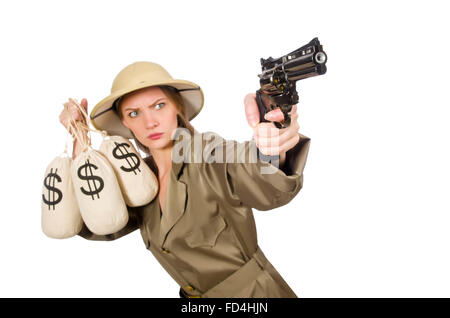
[78,131,311,298]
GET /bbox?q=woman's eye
[155,102,165,110]
[128,110,138,118]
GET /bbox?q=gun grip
[256,90,284,129]
[255,90,280,167]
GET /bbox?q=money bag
[71,149,128,235]
[99,135,158,207]
[41,155,83,239]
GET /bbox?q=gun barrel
[315,52,327,64]
[258,37,327,83]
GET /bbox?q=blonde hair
[113,85,196,157]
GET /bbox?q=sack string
[63,98,108,154]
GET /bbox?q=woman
[59,61,311,298]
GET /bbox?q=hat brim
[89,79,204,139]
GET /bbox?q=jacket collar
[168,129,199,180]
[158,130,198,247]
[159,170,187,247]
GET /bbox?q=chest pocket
[186,215,226,248]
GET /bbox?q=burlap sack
[71,149,128,235]
[41,155,83,239]
[99,135,158,207]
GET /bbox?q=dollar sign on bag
[112,142,141,175]
[42,168,63,210]
[77,159,104,200]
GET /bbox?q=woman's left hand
[244,93,300,166]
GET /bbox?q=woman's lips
[148,132,164,140]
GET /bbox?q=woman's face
[120,86,179,151]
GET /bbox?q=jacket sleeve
[77,206,140,241]
[203,132,311,211]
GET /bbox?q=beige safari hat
[90,61,204,139]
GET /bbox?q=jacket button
[184,285,194,292]
[162,248,170,254]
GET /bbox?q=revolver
[256,37,328,129]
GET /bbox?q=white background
[1,0,449,297]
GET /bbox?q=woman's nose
[142,108,158,128]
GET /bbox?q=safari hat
[90,61,204,139]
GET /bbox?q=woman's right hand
[59,98,88,134]
[59,98,89,158]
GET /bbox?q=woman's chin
[146,138,172,150]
